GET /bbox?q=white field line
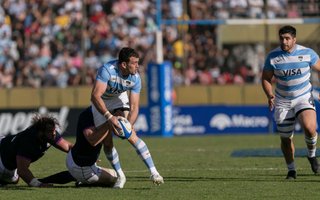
[124,167,299,173]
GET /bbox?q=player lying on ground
[0,114,73,187]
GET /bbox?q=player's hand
[268,94,275,111]
[108,115,121,129]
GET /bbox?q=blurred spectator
[247,0,264,18]
[0,0,319,89]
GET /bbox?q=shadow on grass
[0,185,75,190]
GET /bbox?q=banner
[0,105,273,137]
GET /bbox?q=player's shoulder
[132,72,141,80]
[295,44,315,53]
[102,60,118,69]
[267,47,282,58]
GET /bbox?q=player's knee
[128,131,138,144]
[103,141,113,152]
[279,132,293,139]
[303,125,317,136]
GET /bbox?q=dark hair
[31,114,59,134]
[118,47,139,63]
[279,25,296,37]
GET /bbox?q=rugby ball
[114,117,132,139]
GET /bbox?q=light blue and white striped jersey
[96,60,141,99]
[264,44,319,100]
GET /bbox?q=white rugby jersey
[263,44,319,100]
[96,60,141,100]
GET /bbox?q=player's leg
[66,151,116,187]
[92,102,127,188]
[295,93,320,174]
[0,155,19,185]
[127,129,164,185]
[115,109,164,185]
[102,134,126,188]
[39,171,75,184]
[297,109,319,174]
[274,100,296,179]
[280,134,296,179]
[94,167,117,187]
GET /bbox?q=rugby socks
[105,147,125,177]
[305,134,318,158]
[132,138,159,175]
[287,162,296,171]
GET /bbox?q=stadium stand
[0,0,319,89]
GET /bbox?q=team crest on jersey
[298,56,303,61]
[125,80,131,86]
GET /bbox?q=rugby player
[0,114,73,187]
[262,25,320,179]
[91,47,164,188]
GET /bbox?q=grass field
[1,134,320,200]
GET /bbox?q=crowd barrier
[1,85,317,137]
[0,85,266,109]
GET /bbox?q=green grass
[1,134,320,200]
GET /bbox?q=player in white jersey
[91,47,164,188]
[262,25,320,180]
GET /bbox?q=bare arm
[261,70,275,111]
[91,80,109,115]
[127,92,140,125]
[311,59,320,71]
[83,123,111,147]
[16,156,52,187]
[91,80,119,127]
[54,138,73,153]
[312,59,320,100]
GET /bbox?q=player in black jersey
[40,107,117,187]
[0,114,73,187]
[66,106,117,186]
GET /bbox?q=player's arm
[311,59,320,100]
[127,92,140,125]
[54,138,73,153]
[16,155,52,187]
[91,80,109,116]
[261,70,275,111]
[83,123,111,146]
[91,80,119,127]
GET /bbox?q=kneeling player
[66,106,117,186]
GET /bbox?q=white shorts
[274,92,315,137]
[92,92,130,127]
[66,151,102,184]
[0,139,19,183]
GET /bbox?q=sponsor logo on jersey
[282,68,301,76]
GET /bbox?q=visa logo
[283,69,301,76]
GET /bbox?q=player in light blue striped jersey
[91,47,163,188]
[262,25,320,180]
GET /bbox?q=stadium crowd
[0,0,319,88]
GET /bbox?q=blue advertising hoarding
[2,104,320,137]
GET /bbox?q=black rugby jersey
[0,126,62,170]
[71,107,102,166]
